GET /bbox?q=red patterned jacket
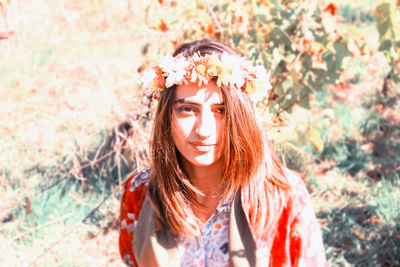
[119,168,327,266]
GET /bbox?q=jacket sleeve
[270,172,327,266]
[119,170,149,267]
[288,175,327,267]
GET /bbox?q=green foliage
[374,1,400,83]
[332,138,371,175]
[360,89,400,182]
[369,179,400,226]
[338,4,375,25]
[144,0,352,116]
[0,134,126,264]
[334,103,354,132]
[320,179,400,266]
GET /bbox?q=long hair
[148,38,290,238]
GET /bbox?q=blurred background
[0,0,399,266]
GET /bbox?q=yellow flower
[247,80,269,103]
[187,52,214,86]
[207,53,221,76]
[216,52,243,88]
[196,64,206,75]
[147,51,271,105]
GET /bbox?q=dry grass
[0,0,152,265]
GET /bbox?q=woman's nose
[194,110,214,138]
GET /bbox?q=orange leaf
[206,24,214,35]
[370,216,381,224]
[323,3,338,16]
[171,39,178,48]
[308,127,324,152]
[159,19,168,32]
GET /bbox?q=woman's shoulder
[120,168,151,215]
[126,167,151,194]
[119,168,152,266]
[120,168,152,232]
[283,168,307,189]
[282,168,313,211]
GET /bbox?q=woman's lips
[190,142,216,151]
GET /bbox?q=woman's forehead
[174,81,224,104]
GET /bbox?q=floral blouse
[119,168,327,266]
[178,197,232,267]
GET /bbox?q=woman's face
[171,80,226,169]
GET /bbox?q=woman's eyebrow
[174,98,201,105]
[174,98,192,104]
[174,98,224,106]
[213,102,225,106]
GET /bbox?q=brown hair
[148,38,290,237]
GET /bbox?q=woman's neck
[183,159,224,197]
[182,159,225,225]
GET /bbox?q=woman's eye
[216,107,225,114]
[178,106,195,113]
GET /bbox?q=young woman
[119,39,326,266]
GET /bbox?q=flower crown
[142,51,272,104]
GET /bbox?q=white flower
[252,65,271,90]
[186,52,213,86]
[144,52,272,105]
[207,53,221,76]
[239,57,253,72]
[246,66,272,103]
[165,70,186,88]
[217,52,244,88]
[159,55,189,88]
[158,55,175,73]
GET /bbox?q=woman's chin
[187,154,223,168]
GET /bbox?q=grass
[319,177,400,266]
[1,0,399,266]
[0,0,147,265]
